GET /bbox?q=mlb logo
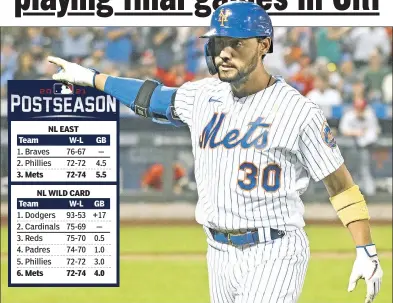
[53,83,74,95]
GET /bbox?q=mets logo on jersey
[322,121,337,148]
[218,9,230,26]
[199,113,271,150]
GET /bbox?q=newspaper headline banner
[0,0,392,26]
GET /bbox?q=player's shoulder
[178,77,228,93]
[279,79,322,114]
[276,79,327,132]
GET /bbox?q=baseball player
[47,2,383,302]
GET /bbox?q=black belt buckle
[271,228,286,240]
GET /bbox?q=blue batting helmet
[200,2,274,75]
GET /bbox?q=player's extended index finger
[47,56,67,68]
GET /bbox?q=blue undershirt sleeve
[102,76,184,126]
[103,76,144,110]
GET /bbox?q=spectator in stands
[61,28,93,63]
[183,27,206,82]
[306,72,342,108]
[280,46,302,79]
[136,50,158,80]
[140,162,188,195]
[382,73,392,104]
[387,27,393,67]
[351,79,367,105]
[348,27,391,70]
[150,28,178,86]
[1,36,18,97]
[187,164,197,192]
[19,28,45,51]
[339,99,380,196]
[337,55,359,103]
[193,63,212,81]
[289,54,314,96]
[386,27,393,40]
[312,56,340,89]
[287,27,314,57]
[316,27,350,65]
[42,28,63,57]
[173,28,193,59]
[82,43,113,73]
[19,29,47,70]
[363,50,391,103]
[13,51,40,80]
[104,27,136,67]
[164,60,186,87]
[0,84,6,99]
[1,28,23,49]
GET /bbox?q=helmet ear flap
[204,41,218,75]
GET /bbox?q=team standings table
[8,80,119,287]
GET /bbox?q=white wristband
[356,244,377,258]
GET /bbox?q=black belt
[210,228,285,246]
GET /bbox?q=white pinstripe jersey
[174,77,344,232]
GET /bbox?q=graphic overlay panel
[7,80,120,287]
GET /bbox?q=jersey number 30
[238,162,281,192]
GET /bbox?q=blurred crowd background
[1,27,392,200]
[1,27,392,104]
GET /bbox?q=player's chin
[218,70,240,82]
